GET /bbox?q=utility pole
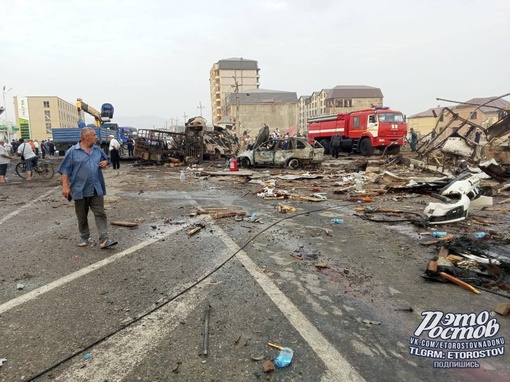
[2,86,13,126]
[2,86,13,141]
[231,75,240,131]
[183,112,188,124]
[197,102,204,116]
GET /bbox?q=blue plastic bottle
[474,232,487,239]
[331,218,344,224]
[431,231,447,238]
[275,347,293,368]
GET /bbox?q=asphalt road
[0,158,509,382]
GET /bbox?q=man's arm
[61,174,71,199]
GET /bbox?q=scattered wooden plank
[420,235,455,245]
[210,211,246,219]
[111,221,139,227]
[439,272,481,294]
[187,224,205,236]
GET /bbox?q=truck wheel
[320,139,330,155]
[359,138,374,156]
[288,159,300,169]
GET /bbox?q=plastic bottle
[180,170,186,182]
[431,231,447,238]
[474,232,487,239]
[331,218,344,224]
[275,347,293,368]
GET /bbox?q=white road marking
[0,186,60,225]
[212,224,366,382]
[0,224,190,315]
[52,283,212,381]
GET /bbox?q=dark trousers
[111,149,120,169]
[332,145,340,158]
[74,195,108,242]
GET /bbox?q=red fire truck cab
[307,107,407,156]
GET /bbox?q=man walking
[58,127,117,249]
[108,134,121,169]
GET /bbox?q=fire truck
[307,107,407,156]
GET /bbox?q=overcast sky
[2,0,509,128]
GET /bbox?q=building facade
[209,58,260,126]
[13,96,79,141]
[224,89,297,139]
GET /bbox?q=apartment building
[13,96,80,141]
[297,85,383,134]
[209,58,260,126]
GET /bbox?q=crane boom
[76,98,114,127]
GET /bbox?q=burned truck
[134,116,240,165]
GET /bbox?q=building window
[334,99,353,108]
[470,111,477,119]
[43,101,50,108]
[45,110,51,121]
[45,122,52,134]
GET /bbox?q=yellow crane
[76,98,113,127]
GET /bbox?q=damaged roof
[326,85,383,99]
[453,97,510,114]
[409,106,446,119]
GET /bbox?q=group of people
[0,137,41,180]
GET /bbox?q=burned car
[237,125,324,169]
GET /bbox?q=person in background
[0,139,14,183]
[42,140,50,159]
[330,132,342,159]
[126,137,135,158]
[11,139,18,154]
[48,139,55,158]
[41,140,47,159]
[3,140,12,155]
[474,129,482,144]
[33,140,40,156]
[58,127,117,249]
[410,128,418,152]
[108,134,121,169]
[17,138,38,180]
